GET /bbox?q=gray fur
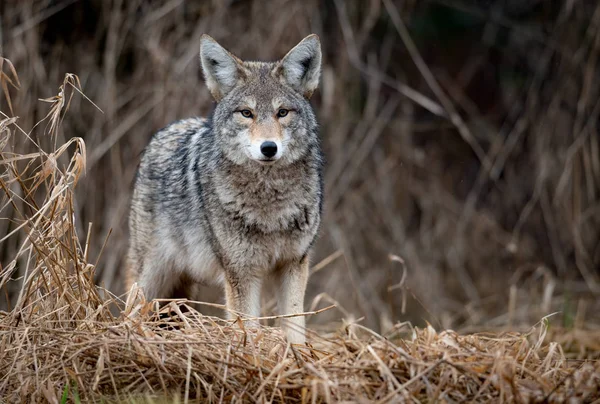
[127,35,323,344]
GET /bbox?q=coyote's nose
[260,141,278,158]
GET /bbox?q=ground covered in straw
[1,291,600,402]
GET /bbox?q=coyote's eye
[240,110,253,118]
[277,109,289,118]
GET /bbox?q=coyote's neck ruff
[127,35,323,344]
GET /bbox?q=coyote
[126,34,323,344]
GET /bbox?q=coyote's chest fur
[214,161,317,233]
[206,159,320,273]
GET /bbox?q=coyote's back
[127,34,323,344]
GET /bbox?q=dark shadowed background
[1,0,599,332]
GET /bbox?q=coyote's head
[200,34,322,166]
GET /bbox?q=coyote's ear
[200,35,245,101]
[277,34,322,98]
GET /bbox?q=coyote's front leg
[224,273,262,323]
[276,256,309,345]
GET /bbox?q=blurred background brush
[1,0,599,334]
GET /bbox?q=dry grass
[0,74,599,403]
[2,296,600,402]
